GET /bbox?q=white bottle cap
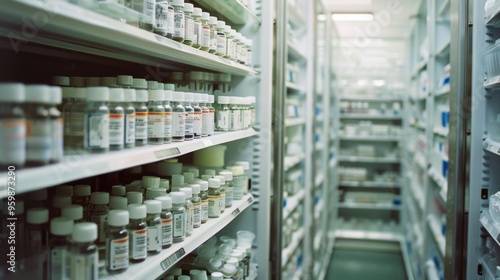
[221,264,237,276]
[155,196,173,210]
[146,188,167,199]
[201,94,208,103]
[117,75,133,86]
[133,78,148,89]
[190,184,201,194]
[148,89,165,101]
[90,192,109,205]
[225,257,238,266]
[172,92,184,102]
[49,86,62,104]
[217,20,226,29]
[205,169,216,176]
[158,83,164,90]
[179,187,193,200]
[172,174,185,188]
[61,205,83,220]
[230,29,237,37]
[52,195,72,208]
[201,175,212,182]
[55,185,73,196]
[201,12,210,21]
[147,80,159,90]
[25,85,51,104]
[111,185,126,196]
[224,25,231,33]
[209,16,218,25]
[136,89,148,102]
[144,200,162,214]
[109,88,125,102]
[101,77,118,87]
[143,176,161,188]
[230,251,243,260]
[183,172,195,184]
[27,208,49,224]
[160,179,170,190]
[228,165,244,176]
[229,96,239,104]
[72,222,97,243]
[215,175,226,183]
[108,210,129,226]
[52,76,70,86]
[220,171,233,181]
[208,178,220,188]
[189,168,200,178]
[172,0,184,6]
[123,88,136,102]
[126,191,143,204]
[86,77,101,87]
[128,204,147,219]
[164,89,173,101]
[70,77,86,87]
[109,196,128,210]
[208,95,214,103]
[211,272,224,280]
[199,180,209,191]
[74,185,91,196]
[218,96,230,104]
[73,88,86,100]
[193,7,202,17]
[163,83,175,91]
[86,87,109,102]
[50,217,74,236]
[183,3,194,12]
[170,192,186,204]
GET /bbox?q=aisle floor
[325,241,407,280]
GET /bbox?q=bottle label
[209,109,215,134]
[185,17,194,41]
[131,229,147,259]
[26,119,51,162]
[164,111,172,138]
[233,184,245,200]
[217,110,229,130]
[71,251,98,280]
[173,212,185,238]
[201,109,209,136]
[109,236,129,270]
[185,111,194,136]
[84,112,109,149]
[50,246,66,279]
[202,25,210,48]
[172,111,185,137]
[219,191,225,211]
[194,21,202,45]
[147,112,165,139]
[185,207,192,234]
[174,11,185,38]
[208,196,220,217]
[125,113,136,144]
[135,112,148,140]
[226,38,233,58]
[144,0,154,25]
[155,3,168,32]
[230,110,241,131]
[225,187,233,206]
[201,199,208,221]
[161,217,173,246]
[109,113,125,145]
[167,8,174,35]
[193,202,201,226]
[147,225,161,252]
[193,111,202,136]
[71,112,84,137]
[91,213,108,243]
[0,119,26,165]
[217,33,226,55]
[51,118,63,161]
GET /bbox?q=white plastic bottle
[70,223,98,280]
[84,87,110,153]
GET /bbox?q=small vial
[190,184,202,228]
[228,165,245,200]
[25,85,52,166]
[123,88,136,149]
[48,86,63,163]
[84,87,110,153]
[0,84,26,167]
[171,92,186,142]
[109,88,125,151]
[183,92,194,141]
[208,16,218,54]
[144,200,162,253]
[155,0,170,36]
[208,179,221,218]
[216,21,227,57]
[220,171,234,208]
[224,25,233,59]
[70,223,98,280]
[214,176,226,213]
[199,181,209,224]
[192,7,202,49]
[133,79,149,146]
[179,187,194,236]
[192,93,203,139]
[109,196,128,210]
[200,12,211,51]
[172,0,185,42]
[130,0,155,31]
[61,204,85,223]
[163,86,173,144]
[49,217,73,280]
[127,204,148,263]
[73,185,91,222]
[170,192,186,243]
[106,210,129,273]
[89,192,109,245]
[155,196,173,248]
[207,95,215,136]
[183,3,194,46]
[26,208,49,260]
[216,96,230,131]
[147,89,166,144]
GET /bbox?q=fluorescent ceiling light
[317,14,327,21]
[332,13,374,21]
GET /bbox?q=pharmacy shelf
[484,75,500,89]
[433,126,449,137]
[287,42,307,62]
[0,0,257,77]
[285,117,306,127]
[315,174,325,188]
[338,155,400,164]
[286,82,306,93]
[339,96,402,102]
[339,135,400,142]
[339,114,402,120]
[434,85,450,97]
[425,260,440,280]
[427,215,446,257]
[338,202,401,211]
[334,229,402,242]
[480,211,500,248]
[339,181,399,189]
[428,168,448,203]
[314,200,324,220]
[283,189,305,219]
[100,194,254,279]
[282,228,305,267]
[193,0,260,25]
[0,129,257,197]
[483,137,500,157]
[284,153,305,172]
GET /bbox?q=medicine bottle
[155,0,170,36]
[171,174,184,192]
[224,25,233,60]
[192,7,202,49]
[190,184,202,228]
[234,32,242,63]
[208,95,215,136]
[25,85,52,166]
[245,38,253,66]
[192,93,202,139]
[133,79,149,146]
[49,217,73,280]
[48,86,63,163]
[216,96,230,131]
[73,185,91,222]
[84,87,110,153]
[89,192,109,245]
[228,165,245,200]
[171,92,186,142]
[148,89,166,144]
[198,180,209,224]
[214,176,226,213]
[183,3,195,46]
[61,204,85,223]
[163,85,173,144]
[155,196,173,248]
[200,94,209,137]
[144,200,162,253]
[68,87,86,151]
[230,97,242,131]
[208,179,221,218]
[123,88,136,149]
[208,16,218,54]
[127,204,148,262]
[170,192,186,243]
[69,222,98,280]
[220,171,234,208]
[179,187,194,236]
[216,20,227,57]
[130,0,155,31]
[109,88,125,151]
[172,0,185,42]
[0,83,26,168]
[200,12,211,51]
[183,92,194,141]
[106,210,129,273]
[26,207,49,257]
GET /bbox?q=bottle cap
[218,73,231,83]
[128,204,147,219]
[235,161,250,170]
[227,165,244,176]
[143,176,161,188]
[170,192,186,204]
[73,87,86,100]
[184,3,194,12]
[230,251,243,260]
[208,178,220,188]
[126,191,143,204]
[123,88,136,102]
[27,189,48,201]
[133,78,148,89]
[70,77,86,87]
[199,180,209,191]
[61,205,83,220]
[146,188,167,199]
[49,86,62,104]
[201,174,212,181]
[55,185,73,196]
[220,171,233,181]
[158,83,164,90]
[126,182,143,193]
[90,192,109,204]
[108,210,129,226]
[225,257,238,266]
[193,7,202,17]
[188,168,200,178]
[109,196,128,210]
[25,85,51,104]
[172,92,184,102]
[27,208,49,224]
[224,25,231,33]
[201,94,208,103]
[184,92,193,102]
[109,88,125,102]
[229,96,239,104]
[183,172,195,184]
[155,196,173,210]
[172,174,185,189]
[164,89,173,101]
[117,75,133,86]
[144,200,162,214]
[159,179,170,190]
[211,272,223,280]
[50,217,74,236]
[189,270,201,278]
[74,185,91,196]
[218,96,230,104]
[214,175,226,183]
[190,71,203,81]
[52,195,72,208]
[209,16,217,25]
[86,87,109,102]
[201,12,210,21]
[101,77,118,87]
[52,76,70,86]
[217,21,226,29]
[190,184,201,194]
[111,185,126,196]
[221,263,237,275]
[86,77,101,87]
[205,169,216,176]
[148,89,165,101]
[172,0,184,6]
[208,95,214,103]
[192,93,201,103]
[164,83,175,91]
[179,187,193,200]
[72,222,97,243]
[147,80,158,90]
[136,89,148,102]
